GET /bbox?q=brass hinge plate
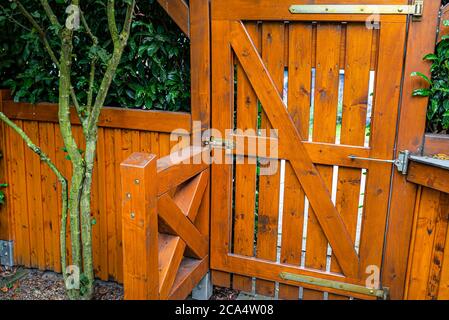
[290,1,424,18]
[280,272,390,300]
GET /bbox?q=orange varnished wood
[232,22,259,293]
[383,0,441,299]
[121,153,159,299]
[156,0,190,37]
[255,21,284,297]
[278,22,312,300]
[2,100,191,134]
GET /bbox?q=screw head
[134,179,140,185]
[126,193,132,199]
[130,212,135,219]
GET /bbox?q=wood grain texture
[232,22,259,293]
[423,134,449,156]
[121,153,159,299]
[382,0,441,299]
[407,161,449,195]
[255,21,284,297]
[405,187,449,300]
[2,100,191,133]
[303,23,341,300]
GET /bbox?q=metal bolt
[134,179,140,185]
[130,212,135,219]
[398,8,403,12]
[369,289,374,294]
[126,193,132,199]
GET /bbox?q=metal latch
[0,240,14,267]
[289,0,424,19]
[348,150,411,175]
[280,272,390,300]
[204,137,235,150]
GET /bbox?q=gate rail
[120,146,210,300]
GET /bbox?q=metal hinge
[0,240,14,267]
[290,0,424,19]
[349,150,411,175]
[280,272,390,300]
[279,272,390,300]
[204,137,235,150]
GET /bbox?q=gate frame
[208,0,442,300]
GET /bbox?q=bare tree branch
[12,0,87,129]
[107,0,119,45]
[39,0,61,29]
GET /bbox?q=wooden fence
[0,89,190,282]
[405,135,449,300]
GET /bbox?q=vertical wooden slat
[96,128,109,280]
[7,122,30,265]
[23,121,45,269]
[159,134,171,158]
[190,0,211,131]
[426,192,449,299]
[406,188,440,299]
[329,24,372,300]
[140,131,153,154]
[255,21,284,297]
[278,22,312,300]
[39,123,59,271]
[0,91,12,241]
[438,194,449,300]
[151,132,160,158]
[383,0,441,299]
[232,22,259,293]
[359,20,407,280]
[303,23,341,300]
[105,129,117,280]
[121,153,159,300]
[91,134,101,278]
[114,129,123,281]
[210,19,233,289]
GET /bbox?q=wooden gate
[210,0,417,299]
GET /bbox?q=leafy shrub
[0,0,190,112]
[412,20,449,134]
[0,183,7,205]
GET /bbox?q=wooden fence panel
[406,187,449,300]
[0,97,190,282]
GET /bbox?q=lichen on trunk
[3,0,137,300]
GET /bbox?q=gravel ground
[210,286,239,300]
[0,267,123,300]
[0,267,238,300]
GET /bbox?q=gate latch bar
[348,150,411,175]
[289,0,424,19]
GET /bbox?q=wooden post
[382,0,441,299]
[121,153,159,300]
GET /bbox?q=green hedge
[0,0,190,112]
